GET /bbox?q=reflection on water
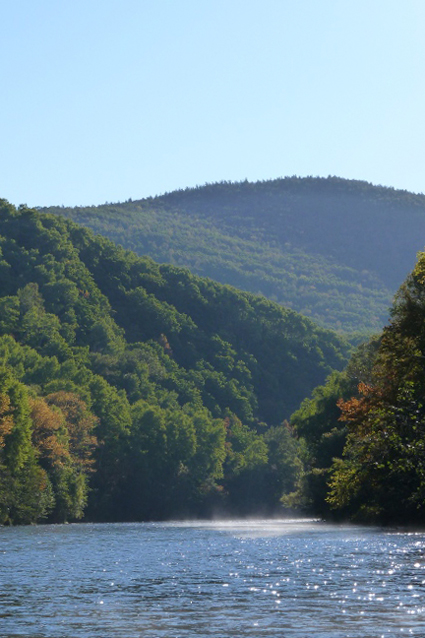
[1,519,425,637]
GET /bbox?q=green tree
[327,253,425,523]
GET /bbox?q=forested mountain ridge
[42,176,425,333]
[0,200,349,524]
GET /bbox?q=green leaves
[321,254,425,523]
[0,201,347,522]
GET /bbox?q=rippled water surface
[1,519,425,637]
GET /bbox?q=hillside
[43,176,425,333]
[291,249,425,525]
[0,200,348,524]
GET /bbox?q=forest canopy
[0,200,349,524]
[290,250,425,524]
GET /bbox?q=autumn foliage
[0,376,98,524]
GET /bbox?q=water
[1,519,425,637]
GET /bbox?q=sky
[2,0,425,207]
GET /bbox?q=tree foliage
[0,200,346,523]
[324,255,425,523]
[290,251,425,524]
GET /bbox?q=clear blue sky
[2,0,425,207]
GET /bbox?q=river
[1,519,424,637]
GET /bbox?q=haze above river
[1,519,424,637]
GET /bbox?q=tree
[0,370,54,524]
[327,252,425,523]
[46,391,97,472]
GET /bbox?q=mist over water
[1,519,424,637]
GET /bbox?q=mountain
[42,176,425,333]
[0,200,348,524]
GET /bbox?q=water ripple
[1,520,425,637]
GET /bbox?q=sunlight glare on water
[1,519,425,637]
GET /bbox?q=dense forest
[4,189,425,526]
[0,200,349,525]
[290,250,425,524]
[42,176,425,334]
